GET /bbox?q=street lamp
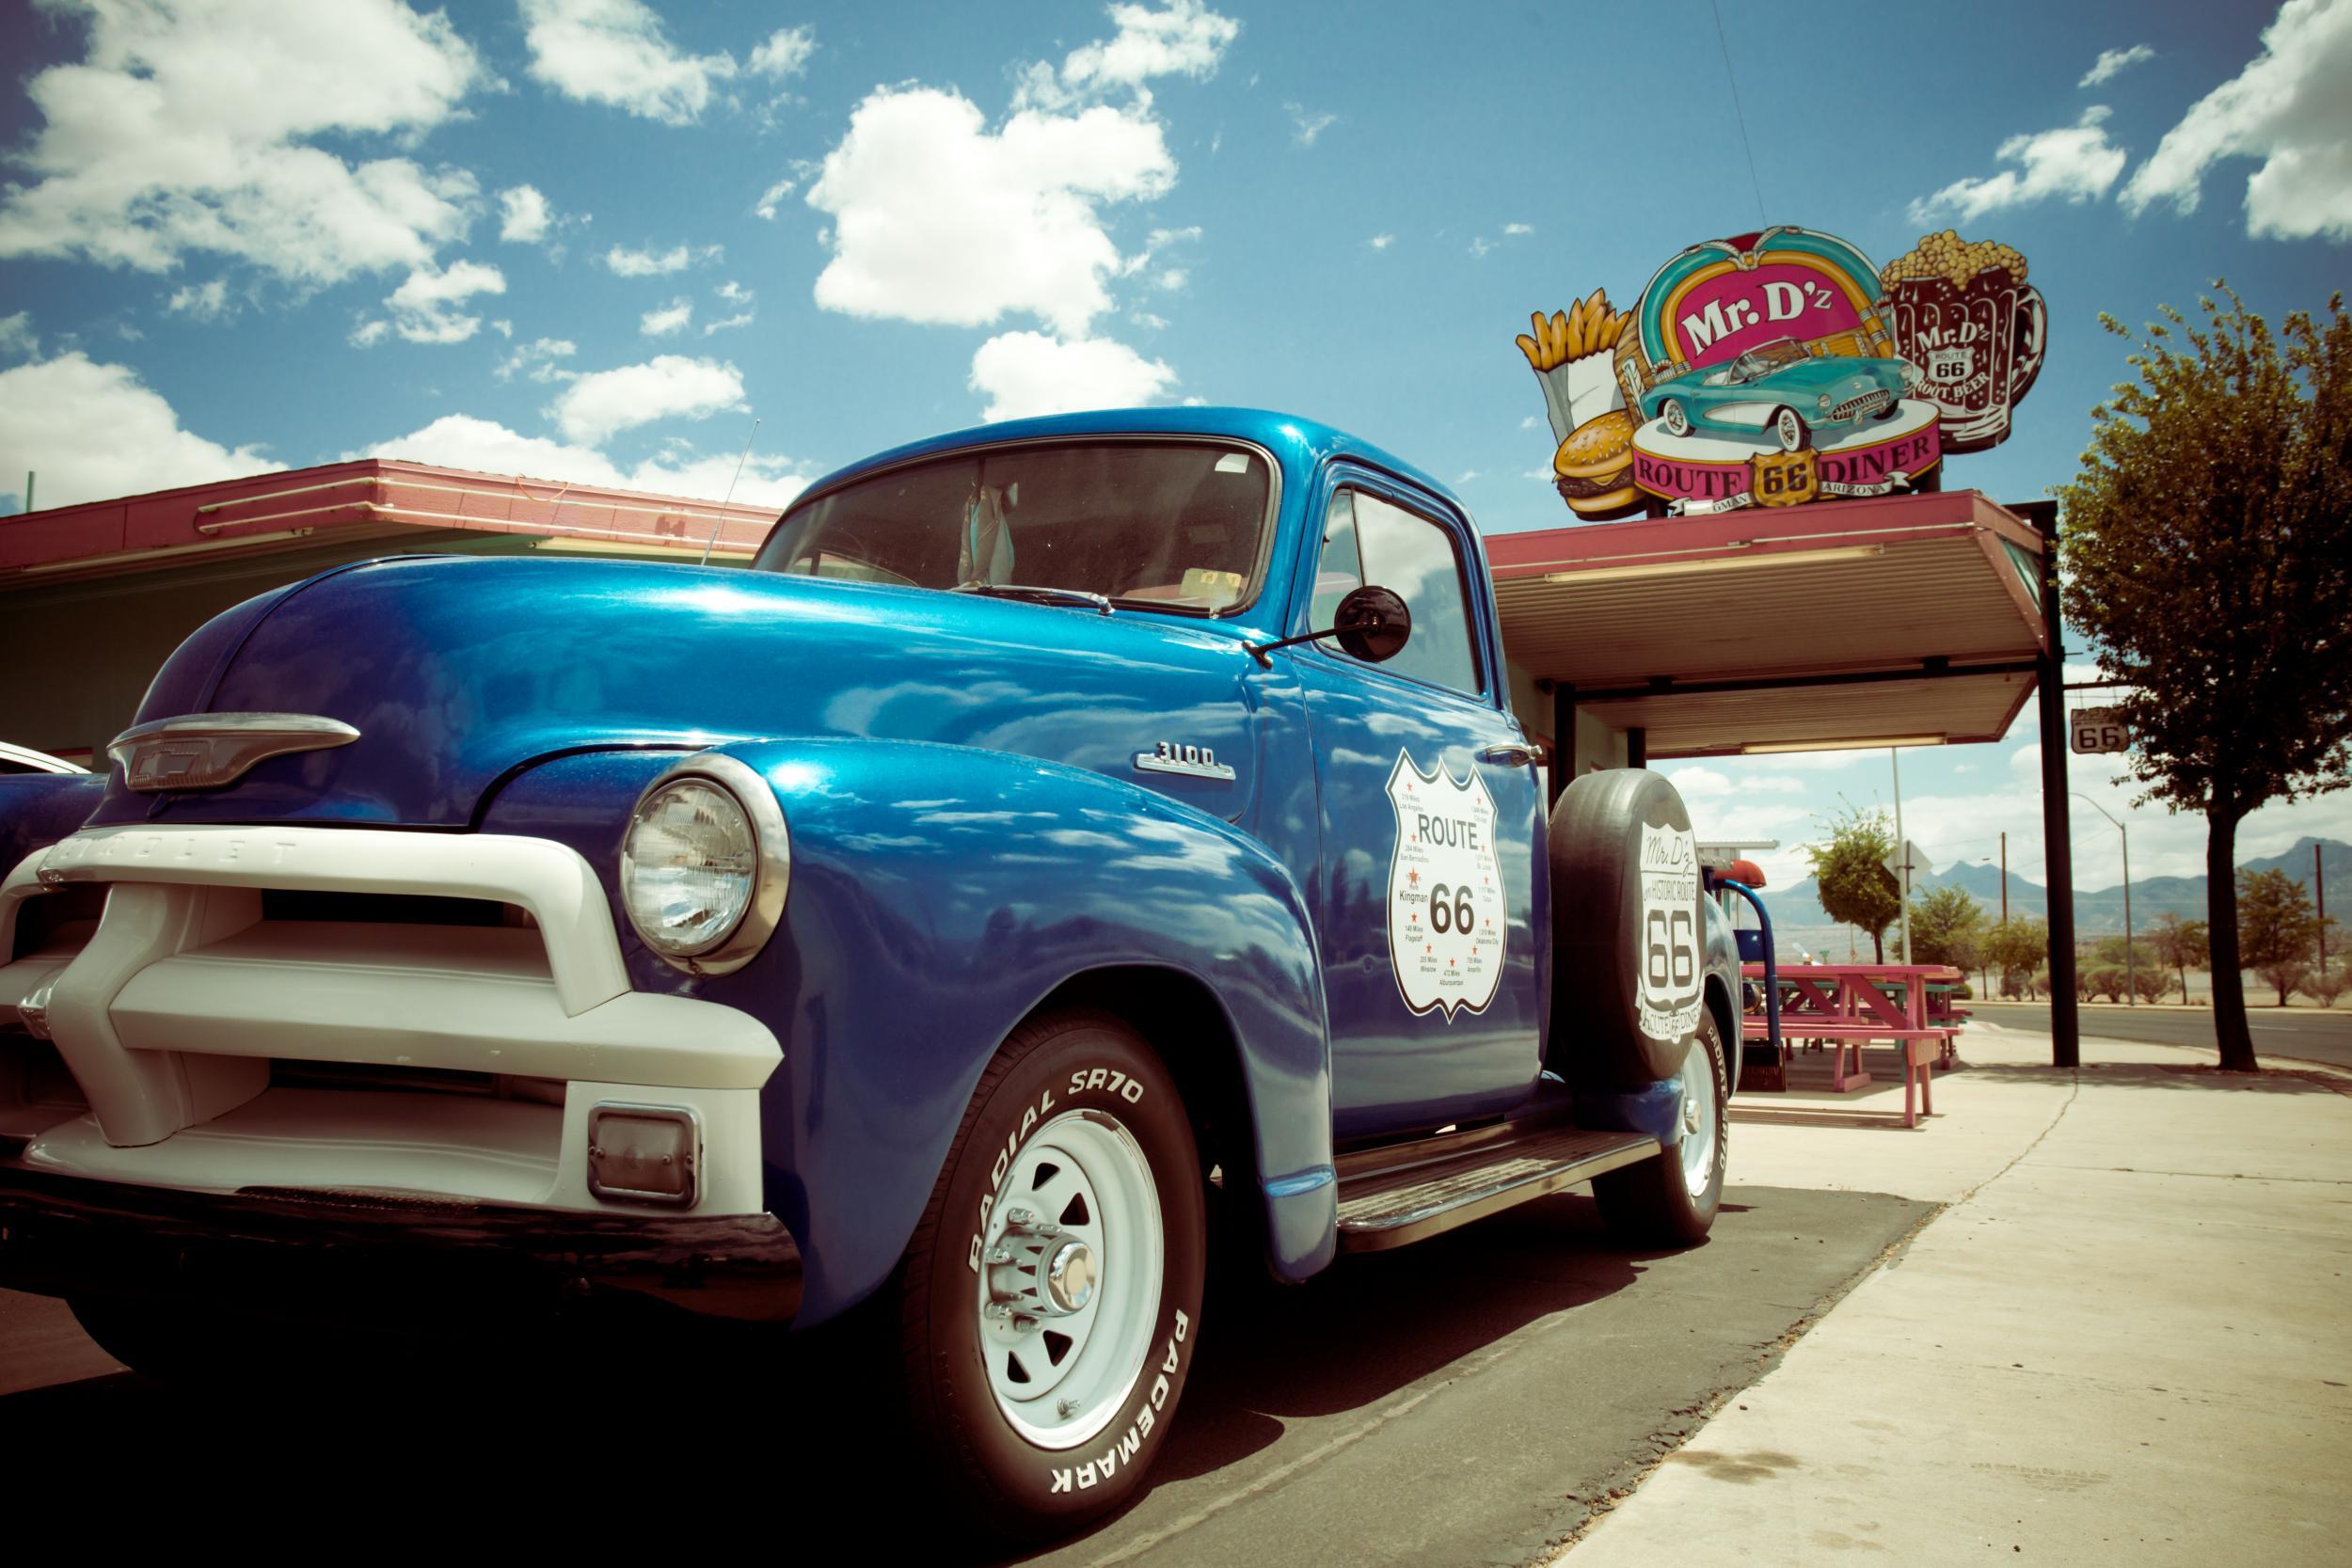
[2072,793,2134,1006]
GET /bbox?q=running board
[1335,1125,1661,1252]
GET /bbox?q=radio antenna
[700,414,762,565]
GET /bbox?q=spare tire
[1548,768,1706,1087]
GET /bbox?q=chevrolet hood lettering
[108,713,359,792]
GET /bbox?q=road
[1967,999,2352,1069]
[0,1183,1927,1560]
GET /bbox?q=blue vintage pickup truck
[0,407,1737,1533]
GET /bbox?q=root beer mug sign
[1513,224,2043,516]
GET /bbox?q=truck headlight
[621,755,789,974]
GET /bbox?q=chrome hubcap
[976,1109,1163,1450]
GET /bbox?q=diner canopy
[1486,490,2049,761]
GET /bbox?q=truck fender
[642,738,1335,1323]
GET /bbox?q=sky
[1,0,2347,892]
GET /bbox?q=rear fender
[644,738,1335,1323]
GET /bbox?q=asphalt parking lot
[0,1182,1927,1561]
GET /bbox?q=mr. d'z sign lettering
[1386,751,1505,1019]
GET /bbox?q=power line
[1709,0,1769,229]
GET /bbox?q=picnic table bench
[1740,961,1964,1128]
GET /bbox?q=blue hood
[96,554,1270,829]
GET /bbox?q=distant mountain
[1748,835,2349,958]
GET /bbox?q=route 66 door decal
[1385,750,1505,1020]
[1638,822,1702,1041]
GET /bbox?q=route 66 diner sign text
[1386,751,1505,1020]
[1513,224,2044,519]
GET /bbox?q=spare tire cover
[1548,768,1705,1086]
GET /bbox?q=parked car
[1641,339,1917,451]
[0,408,1740,1537]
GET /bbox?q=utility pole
[1892,748,1912,965]
[2320,843,2329,978]
[2073,793,2135,1006]
[2019,499,2079,1067]
[2000,832,2008,924]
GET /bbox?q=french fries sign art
[1516,225,2044,517]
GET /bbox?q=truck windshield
[754,440,1271,614]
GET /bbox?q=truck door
[1290,472,1546,1143]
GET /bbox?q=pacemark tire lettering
[1051,1308,1189,1494]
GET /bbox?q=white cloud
[754,177,797,219]
[968,331,1175,421]
[0,0,485,285]
[1503,222,1533,236]
[2120,0,2352,241]
[1908,105,2126,223]
[549,354,743,442]
[604,242,715,277]
[520,0,738,125]
[496,336,578,383]
[715,279,753,303]
[358,413,809,511]
[703,311,755,335]
[640,295,693,336]
[1368,232,1394,250]
[499,184,553,244]
[166,277,230,321]
[0,312,36,358]
[2080,43,2155,87]
[359,259,506,345]
[1059,1,1239,94]
[1130,309,1168,329]
[1287,103,1338,146]
[806,86,1175,338]
[747,25,816,78]
[0,353,269,509]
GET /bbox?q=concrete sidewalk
[1557,1024,2352,1566]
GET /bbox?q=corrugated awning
[1486,489,2048,758]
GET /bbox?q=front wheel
[892,1009,1206,1539]
[1772,405,1811,452]
[1592,1008,1728,1246]
[1661,399,1692,437]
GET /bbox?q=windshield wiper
[952,582,1115,615]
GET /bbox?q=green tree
[1982,918,2049,999]
[2239,867,2322,1005]
[1910,883,1984,973]
[1803,803,1900,962]
[2056,288,2352,1070]
[2145,911,2209,1004]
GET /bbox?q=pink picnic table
[1740,961,1963,1127]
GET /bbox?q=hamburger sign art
[1516,224,2043,518]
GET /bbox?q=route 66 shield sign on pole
[1386,751,1505,1020]
[2070,706,2129,754]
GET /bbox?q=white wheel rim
[1665,402,1689,436]
[976,1109,1164,1450]
[1678,1034,1719,1198]
[1776,409,1802,450]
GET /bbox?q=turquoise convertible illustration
[1640,339,1917,451]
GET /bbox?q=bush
[2311,964,2349,1010]
[2257,961,2312,1006]
[2028,969,2052,1000]
[2131,968,2169,1004]
[2082,965,2130,1003]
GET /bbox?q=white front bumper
[1,825,780,1215]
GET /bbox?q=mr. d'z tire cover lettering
[1548,768,1703,1085]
